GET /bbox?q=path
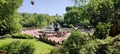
[21,28,94,44]
[21,28,71,44]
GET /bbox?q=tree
[35,14,48,27]
[64,8,80,26]
[87,0,120,36]
[63,30,97,54]
[72,0,87,5]
[21,13,36,27]
[95,36,120,54]
[64,0,89,28]
[88,0,113,27]
[21,13,56,27]
[94,22,111,39]
[0,0,23,35]
[64,6,90,28]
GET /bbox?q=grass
[0,38,53,54]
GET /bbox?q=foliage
[64,6,90,28]
[11,33,34,39]
[70,0,120,36]
[63,30,97,54]
[35,14,48,27]
[0,34,12,39]
[0,39,53,54]
[87,0,120,36]
[49,46,68,54]
[88,0,113,27]
[72,0,87,5]
[18,41,35,54]
[49,47,62,54]
[0,41,35,54]
[21,13,36,27]
[68,24,74,28]
[94,22,111,39]
[49,31,120,54]
[95,36,120,54]
[50,33,120,54]
[64,8,80,27]
[21,13,63,28]
[0,0,23,35]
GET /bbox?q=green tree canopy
[63,30,97,54]
[0,0,23,35]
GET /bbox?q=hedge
[11,33,34,39]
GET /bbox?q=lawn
[0,38,53,54]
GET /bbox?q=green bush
[94,22,111,39]
[0,41,35,54]
[0,34,12,39]
[49,46,68,54]
[49,47,61,54]
[18,41,35,54]
[68,24,74,28]
[63,30,97,54]
[3,34,12,38]
[49,31,120,54]
[11,33,34,39]
[95,36,120,54]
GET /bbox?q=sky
[18,0,74,16]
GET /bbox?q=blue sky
[18,0,74,16]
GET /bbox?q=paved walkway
[21,29,71,44]
[21,29,41,38]
[21,28,94,44]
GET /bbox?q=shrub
[0,34,12,39]
[3,34,12,38]
[95,36,120,54]
[18,41,35,54]
[63,30,97,54]
[94,22,111,39]
[62,23,68,27]
[68,24,74,28]
[49,46,68,54]
[11,33,34,39]
[0,41,35,54]
[49,31,120,54]
[49,47,61,54]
